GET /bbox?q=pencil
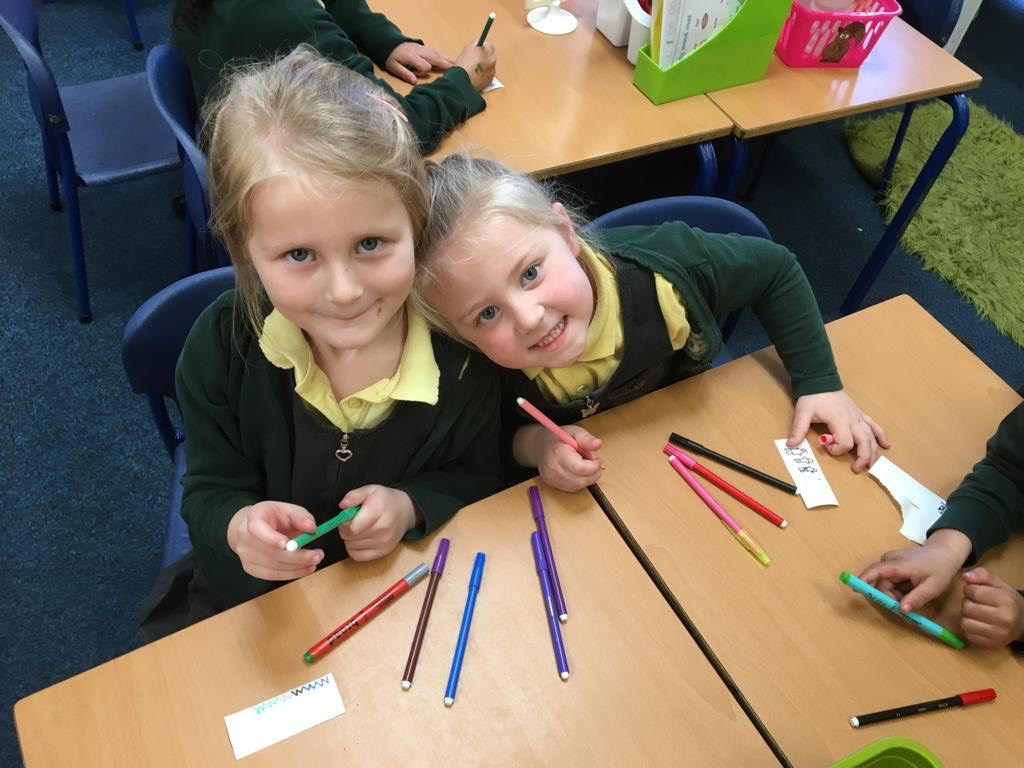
[668,433,797,495]
[663,443,787,528]
[401,538,450,690]
[477,12,496,46]
[668,455,770,566]
[286,505,360,551]
[850,688,995,727]
[444,553,486,706]
[517,397,595,460]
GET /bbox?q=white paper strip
[774,438,838,508]
[868,456,947,544]
[224,672,345,760]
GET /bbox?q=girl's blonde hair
[414,153,596,335]
[202,46,429,335]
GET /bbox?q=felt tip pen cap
[819,434,835,446]
[530,531,548,571]
[404,563,430,586]
[469,553,486,588]
[960,689,996,705]
[431,538,451,573]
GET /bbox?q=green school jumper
[170,0,485,152]
[175,292,502,606]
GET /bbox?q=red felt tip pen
[304,563,429,663]
[664,443,787,528]
[819,433,835,446]
[850,688,996,727]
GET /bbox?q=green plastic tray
[829,737,944,768]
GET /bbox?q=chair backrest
[899,0,964,47]
[146,44,212,241]
[0,0,69,138]
[122,267,236,458]
[589,195,773,240]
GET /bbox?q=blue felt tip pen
[444,553,486,706]
[839,571,964,649]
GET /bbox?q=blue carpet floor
[2,1,1021,765]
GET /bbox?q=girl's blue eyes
[476,262,542,325]
[522,264,539,283]
[478,306,498,323]
[282,238,381,262]
[284,248,313,264]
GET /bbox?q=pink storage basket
[776,0,902,68]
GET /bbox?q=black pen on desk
[477,12,496,46]
[668,433,798,495]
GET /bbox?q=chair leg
[43,141,62,211]
[55,154,93,322]
[841,93,969,315]
[876,102,916,201]
[690,142,718,196]
[123,0,144,50]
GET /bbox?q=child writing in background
[170,0,497,152]
[144,49,501,637]
[414,155,889,492]
[859,402,1024,651]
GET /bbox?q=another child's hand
[227,501,321,581]
[789,390,890,472]
[385,41,454,84]
[858,529,972,612]
[337,486,418,561]
[454,41,497,91]
[537,427,604,492]
[960,567,1024,648]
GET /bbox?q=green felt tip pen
[286,506,360,551]
[839,571,964,650]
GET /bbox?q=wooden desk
[707,19,980,138]
[375,0,733,178]
[15,483,778,766]
[708,19,982,313]
[584,295,1024,767]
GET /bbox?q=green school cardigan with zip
[175,291,502,605]
[170,0,485,153]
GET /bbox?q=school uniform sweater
[170,0,484,152]
[929,402,1024,565]
[175,291,502,605]
[506,221,842,438]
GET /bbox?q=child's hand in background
[858,528,973,612]
[961,567,1024,648]
[385,41,454,84]
[789,389,889,471]
[227,501,322,581]
[536,426,604,492]
[337,486,418,561]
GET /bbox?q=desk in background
[375,0,734,190]
[708,19,982,313]
[585,295,1024,767]
[15,483,778,766]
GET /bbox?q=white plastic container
[596,0,631,46]
[624,0,652,64]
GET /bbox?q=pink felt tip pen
[668,455,771,567]
[516,397,595,460]
[820,434,835,446]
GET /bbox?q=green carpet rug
[846,99,1024,346]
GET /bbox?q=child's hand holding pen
[788,389,890,472]
[454,41,497,91]
[227,501,322,580]
[337,485,421,561]
[515,423,604,492]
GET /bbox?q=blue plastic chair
[122,266,235,567]
[590,195,773,356]
[147,44,227,272]
[42,0,143,50]
[1,0,180,322]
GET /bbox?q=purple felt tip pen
[528,484,567,622]
[531,531,569,680]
